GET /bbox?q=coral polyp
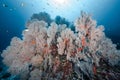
[1,12,120,80]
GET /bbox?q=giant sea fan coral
[1,12,120,80]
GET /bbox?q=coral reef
[1,12,120,80]
[31,12,52,26]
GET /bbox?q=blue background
[0,0,120,52]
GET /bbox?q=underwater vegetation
[1,12,120,80]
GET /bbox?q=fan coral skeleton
[1,12,120,80]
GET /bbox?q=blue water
[0,0,120,53]
[0,1,120,80]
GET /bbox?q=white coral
[31,54,43,67]
[29,69,42,80]
[1,12,120,80]
[47,22,58,45]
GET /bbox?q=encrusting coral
[1,12,120,80]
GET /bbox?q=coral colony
[1,12,120,80]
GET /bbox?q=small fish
[9,8,13,11]
[21,2,25,7]
[25,29,29,32]
[2,3,8,7]
[47,3,50,6]
[6,30,8,33]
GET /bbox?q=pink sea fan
[1,12,120,80]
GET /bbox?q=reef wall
[1,12,120,80]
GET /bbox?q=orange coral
[62,60,72,80]
[64,38,70,45]
[71,50,77,56]
[77,47,83,52]
[81,36,86,47]
[53,57,60,73]
[44,44,48,47]
[93,63,97,75]
[31,40,36,45]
